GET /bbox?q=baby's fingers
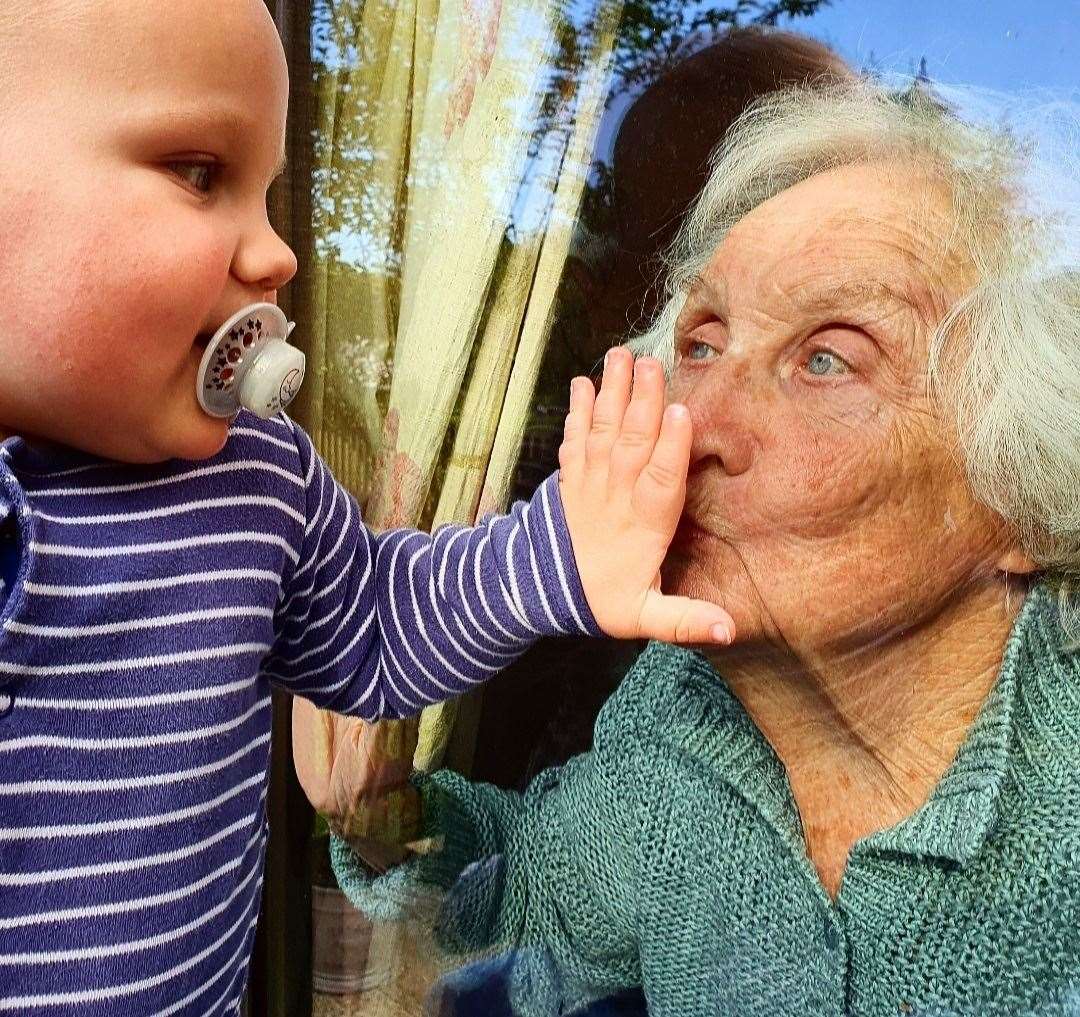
[632,402,693,534]
[585,347,634,472]
[608,357,666,490]
[558,377,595,483]
[638,590,735,645]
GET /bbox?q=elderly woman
[300,79,1080,1016]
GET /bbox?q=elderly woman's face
[664,162,1011,654]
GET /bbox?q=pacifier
[196,302,305,419]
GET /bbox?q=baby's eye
[805,350,850,376]
[166,161,220,194]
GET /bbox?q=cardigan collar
[652,582,1078,867]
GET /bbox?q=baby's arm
[265,433,600,719]
[267,349,733,720]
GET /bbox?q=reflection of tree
[610,0,829,93]
[308,0,832,271]
[537,0,832,177]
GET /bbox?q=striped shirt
[0,410,599,1015]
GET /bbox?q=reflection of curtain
[292,0,621,845]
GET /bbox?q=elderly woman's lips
[673,517,716,547]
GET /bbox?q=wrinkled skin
[662,162,1035,894]
[665,161,1003,652]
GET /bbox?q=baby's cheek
[90,222,228,339]
[0,193,88,341]
[172,232,235,294]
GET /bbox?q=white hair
[628,78,1080,642]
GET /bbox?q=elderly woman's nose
[670,353,754,476]
[684,394,755,478]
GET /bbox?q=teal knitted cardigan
[333,583,1080,1016]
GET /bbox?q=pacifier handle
[196,303,305,420]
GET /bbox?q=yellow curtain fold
[415,3,622,771]
[294,0,623,841]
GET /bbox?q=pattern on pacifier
[209,317,265,392]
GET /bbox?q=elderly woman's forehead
[708,165,964,313]
[737,164,954,248]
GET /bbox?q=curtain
[293,0,621,838]
[269,0,621,1011]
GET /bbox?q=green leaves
[611,0,831,92]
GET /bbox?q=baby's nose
[233,220,298,294]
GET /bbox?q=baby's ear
[996,547,1039,576]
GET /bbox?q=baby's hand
[559,346,735,645]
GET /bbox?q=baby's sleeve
[331,748,643,1017]
[262,416,602,719]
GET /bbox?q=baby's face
[0,0,297,462]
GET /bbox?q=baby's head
[0,0,297,463]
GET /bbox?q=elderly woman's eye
[687,340,718,361]
[805,350,850,376]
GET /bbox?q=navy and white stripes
[0,410,598,1015]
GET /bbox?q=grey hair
[628,79,1080,643]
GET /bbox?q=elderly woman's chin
[660,507,1027,662]
[660,528,767,648]
[661,544,791,654]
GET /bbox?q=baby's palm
[559,348,734,645]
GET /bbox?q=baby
[0,1,733,1014]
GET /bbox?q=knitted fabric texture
[333,582,1080,1017]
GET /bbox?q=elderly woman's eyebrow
[686,272,717,299]
[687,273,915,307]
[680,272,730,317]
[682,274,924,331]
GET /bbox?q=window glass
[278,3,1080,1015]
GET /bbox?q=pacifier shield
[196,303,304,419]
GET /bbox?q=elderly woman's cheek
[867,415,1000,579]
[764,414,879,504]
